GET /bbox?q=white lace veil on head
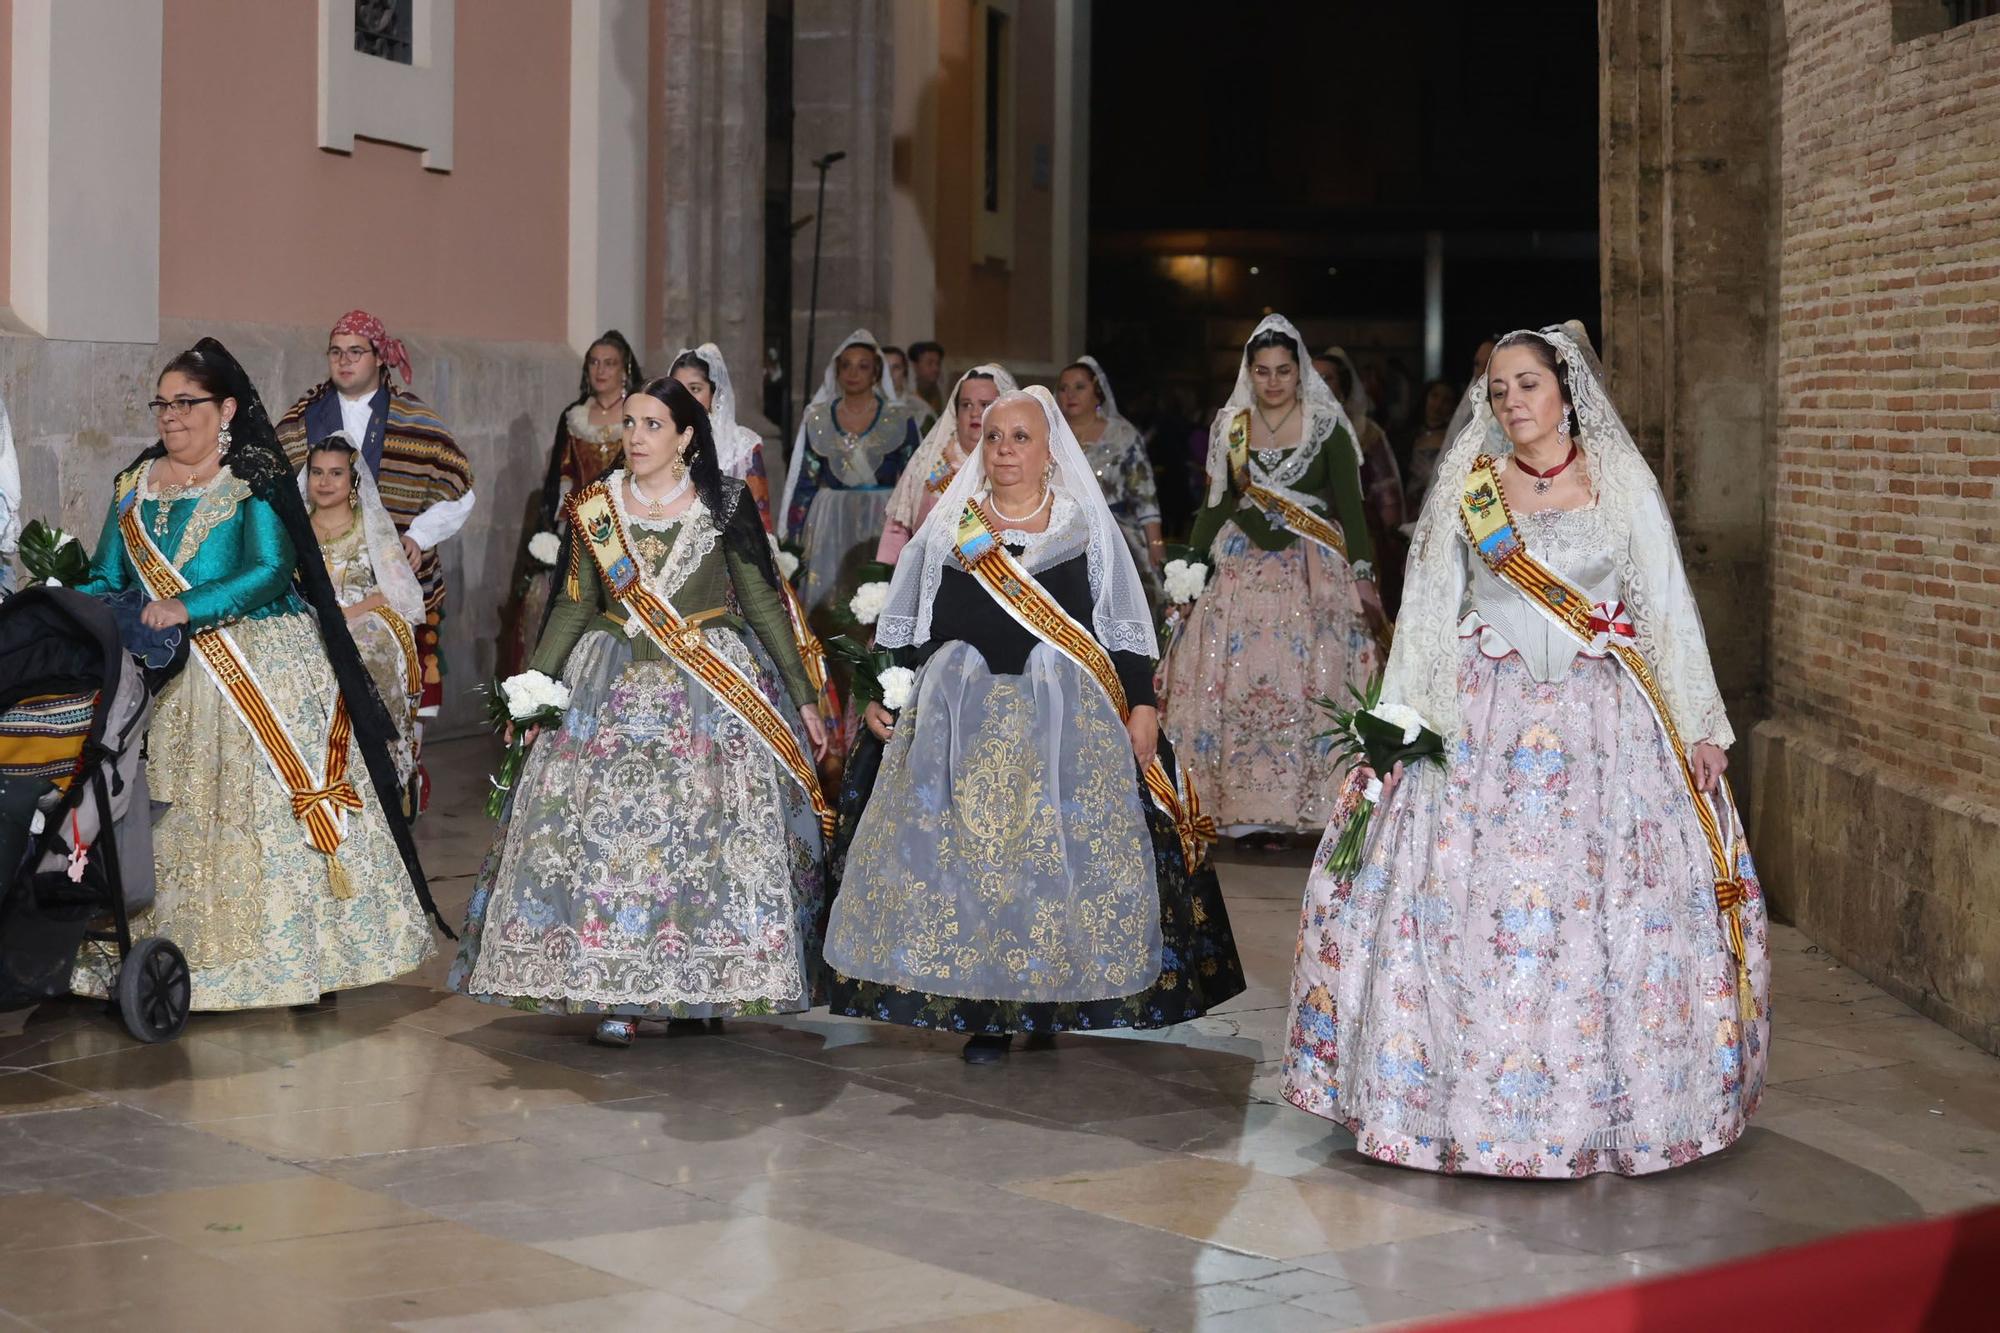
[1381,320,1721,743]
[296,431,427,630]
[884,363,1018,533]
[1321,345,1373,434]
[1205,314,1356,506]
[1074,354,1122,422]
[876,385,1159,659]
[674,343,762,479]
[779,328,886,526]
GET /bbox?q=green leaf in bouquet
[823,633,894,706]
[18,519,91,586]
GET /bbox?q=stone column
[1598,0,1775,746]
[790,0,896,393]
[655,0,770,423]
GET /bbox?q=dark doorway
[1086,4,1599,534]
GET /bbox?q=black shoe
[962,1033,1013,1064]
[666,1018,708,1036]
[706,1017,725,1032]
[1022,1032,1056,1052]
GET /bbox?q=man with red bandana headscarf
[277,311,475,812]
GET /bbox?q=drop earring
[218,421,233,448]
[1560,408,1572,439]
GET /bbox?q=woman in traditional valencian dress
[1057,356,1165,595]
[671,343,773,530]
[73,339,440,1010]
[501,332,642,675]
[778,330,921,611]
[675,341,838,740]
[451,378,833,1048]
[876,363,1017,564]
[302,434,426,787]
[1281,324,1768,1178]
[824,387,1243,1063]
[1160,315,1381,848]
[1317,346,1409,615]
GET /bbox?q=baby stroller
[0,585,190,1042]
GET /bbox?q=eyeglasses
[147,396,220,418]
[327,346,376,363]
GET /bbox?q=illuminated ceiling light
[1326,266,1338,276]
[1249,265,1261,276]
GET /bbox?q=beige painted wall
[157,0,568,344]
[0,0,10,309]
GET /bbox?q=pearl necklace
[987,487,1051,525]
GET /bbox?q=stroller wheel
[117,937,191,1043]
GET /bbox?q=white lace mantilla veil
[777,328,887,525]
[296,431,427,630]
[1075,354,1124,423]
[1380,321,1735,749]
[1204,314,1359,508]
[876,385,1159,659]
[1322,346,1373,435]
[883,363,1019,533]
[676,343,762,478]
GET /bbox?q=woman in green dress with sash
[451,377,831,1047]
[1159,315,1383,845]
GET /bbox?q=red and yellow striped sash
[570,484,835,837]
[1226,411,1349,560]
[1458,457,1754,1024]
[118,476,359,896]
[952,501,1215,869]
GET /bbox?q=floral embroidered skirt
[1159,525,1379,835]
[822,643,1244,1033]
[450,628,825,1018]
[72,611,436,1010]
[1280,645,1770,1178]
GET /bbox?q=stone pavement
[2,735,1997,1331]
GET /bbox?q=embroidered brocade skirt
[349,604,421,784]
[71,611,436,1010]
[822,642,1245,1032]
[798,487,891,615]
[1280,645,1770,1178]
[1159,523,1380,835]
[449,628,825,1018]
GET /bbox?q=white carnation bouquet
[1155,544,1210,651]
[1312,669,1446,877]
[1161,557,1209,606]
[527,531,561,567]
[848,580,890,627]
[481,669,573,818]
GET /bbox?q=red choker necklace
[1515,442,1579,494]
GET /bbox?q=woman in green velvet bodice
[71,342,436,1012]
[1159,314,1384,845]
[451,377,829,1049]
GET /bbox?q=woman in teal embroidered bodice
[77,471,307,627]
[68,342,436,1013]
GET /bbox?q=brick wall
[1753,1,2000,1051]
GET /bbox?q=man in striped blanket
[277,311,475,810]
